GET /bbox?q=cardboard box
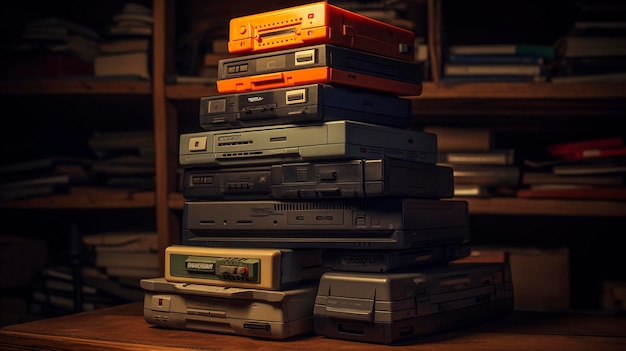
[454,247,570,311]
[602,280,626,312]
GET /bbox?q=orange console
[227,1,415,62]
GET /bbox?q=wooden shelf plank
[165,83,218,99]
[167,192,626,217]
[0,188,155,209]
[0,80,152,95]
[417,82,626,99]
[464,197,626,217]
[162,82,626,100]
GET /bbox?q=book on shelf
[453,184,517,198]
[105,266,160,279]
[19,17,101,42]
[0,184,70,200]
[30,291,97,314]
[105,176,155,190]
[30,265,114,316]
[82,231,157,252]
[42,265,109,282]
[447,44,556,60]
[437,149,515,165]
[448,53,546,65]
[525,155,626,174]
[552,161,626,176]
[553,56,626,76]
[547,136,624,159]
[0,156,91,178]
[94,251,158,270]
[521,171,625,187]
[87,130,154,158]
[166,75,217,84]
[422,126,494,151]
[551,72,626,83]
[0,173,72,189]
[43,277,98,295]
[0,53,95,80]
[0,157,95,200]
[211,38,229,54]
[42,265,143,302]
[98,38,150,54]
[93,51,150,80]
[10,17,102,65]
[570,20,626,36]
[555,36,626,58]
[46,35,100,62]
[443,63,546,76]
[561,145,626,160]
[108,25,152,37]
[106,2,153,37]
[517,186,626,200]
[0,173,72,200]
[440,163,521,187]
[91,158,155,176]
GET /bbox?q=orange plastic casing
[216,66,423,96]
[228,1,415,62]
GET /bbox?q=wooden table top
[1,302,625,351]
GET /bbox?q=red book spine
[575,146,626,160]
[548,137,623,158]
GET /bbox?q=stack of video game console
[141,1,514,344]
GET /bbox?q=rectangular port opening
[286,89,306,104]
[243,322,271,332]
[338,323,364,335]
[398,325,414,336]
[294,49,315,65]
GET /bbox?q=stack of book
[0,156,93,200]
[87,129,155,190]
[82,231,159,281]
[1,17,101,79]
[30,263,145,317]
[519,136,626,200]
[552,1,626,82]
[424,126,520,197]
[93,2,153,80]
[442,43,555,82]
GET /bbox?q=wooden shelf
[463,197,626,217]
[163,81,626,100]
[418,82,626,99]
[0,188,155,209]
[167,192,626,217]
[0,79,152,95]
